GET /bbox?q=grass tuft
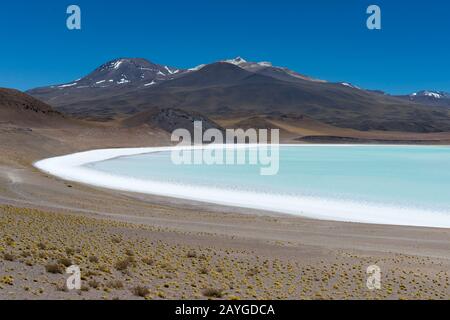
[202,288,224,298]
[132,286,150,297]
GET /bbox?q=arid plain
[1,90,449,300]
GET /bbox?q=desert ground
[0,119,450,300]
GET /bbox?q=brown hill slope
[0,88,173,167]
[0,88,68,127]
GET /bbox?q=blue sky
[0,0,449,94]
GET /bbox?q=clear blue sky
[1,0,449,94]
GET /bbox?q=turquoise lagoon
[82,145,450,228]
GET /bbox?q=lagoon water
[82,145,450,228]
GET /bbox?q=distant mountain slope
[122,107,223,135]
[99,63,450,132]
[396,90,450,108]
[27,58,450,133]
[155,62,295,90]
[222,57,325,83]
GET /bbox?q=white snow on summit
[426,91,442,98]
[224,57,247,66]
[409,91,449,99]
[188,64,206,72]
[341,82,361,90]
[164,66,177,75]
[258,61,272,67]
[112,60,124,69]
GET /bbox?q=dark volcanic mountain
[32,58,184,90]
[27,58,450,133]
[27,58,186,119]
[222,57,325,83]
[396,90,450,108]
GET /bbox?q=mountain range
[397,90,450,108]
[27,57,450,133]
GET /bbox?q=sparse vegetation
[88,280,101,289]
[57,258,72,267]
[106,280,123,290]
[114,257,134,271]
[88,256,99,263]
[0,205,449,300]
[3,253,15,261]
[45,263,64,274]
[202,288,224,298]
[1,276,14,286]
[142,257,154,266]
[111,237,122,244]
[65,248,75,256]
[198,267,209,275]
[187,251,197,258]
[132,286,150,297]
[246,267,259,277]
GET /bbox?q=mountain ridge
[26,57,450,133]
[396,90,450,108]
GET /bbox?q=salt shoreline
[34,145,450,229]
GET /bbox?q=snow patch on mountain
[224,57,247,66]
[58,83,78,88]
[410,91,446,99]
[117,78,130,85]
[188,64,206,72]
[341,82,361,90]
[258,61,272,67]
[164,66,178,75]
[113,60,124,69]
